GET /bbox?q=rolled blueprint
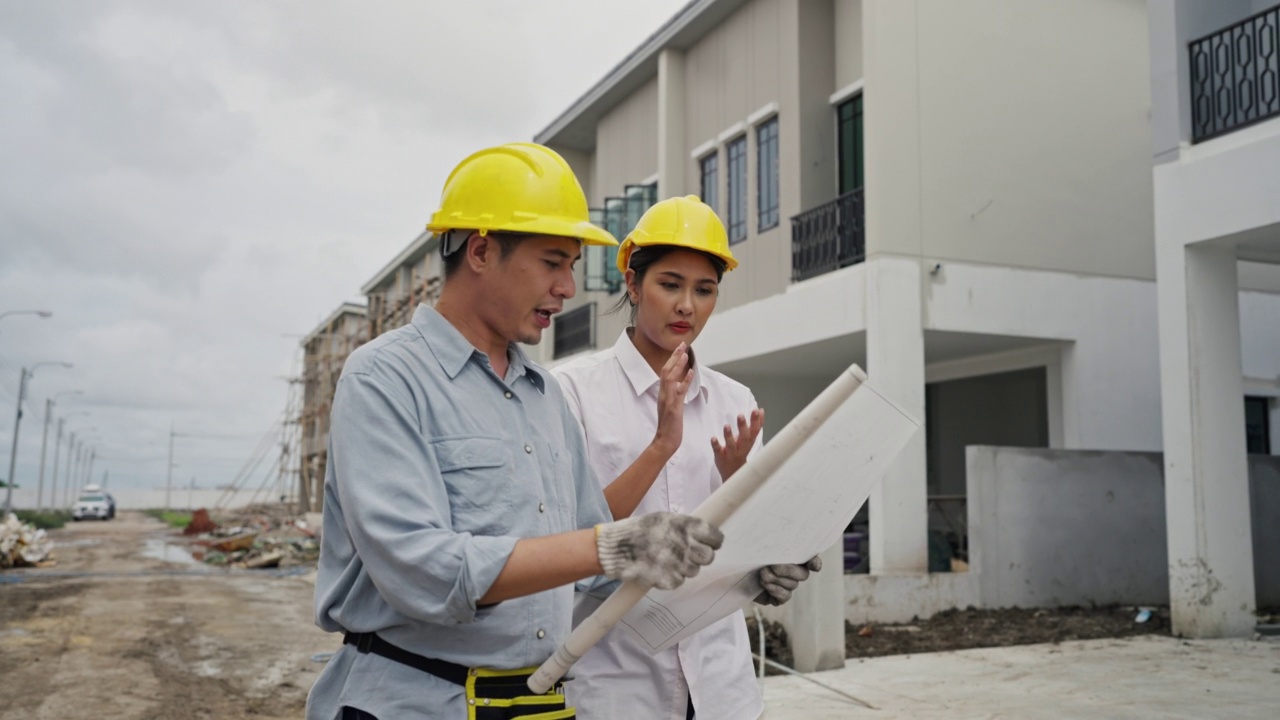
[527,365,869,694]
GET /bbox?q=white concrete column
[1157,239,1256,637]
[866,256,929,573]
[656,48,685,199]
[863,0,929,574]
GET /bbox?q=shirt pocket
[431,436,517,536]
[545,443,577,529]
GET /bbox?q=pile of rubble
[183,503,321,570]
[1,513,54,569]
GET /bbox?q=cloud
[0,0,687,497]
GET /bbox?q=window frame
[726,134,748,244]
[756,115,779,232]
[699,151,719,212]
[837,93,864,195]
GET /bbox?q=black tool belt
[343,632,575,719]
[344,632,470,685]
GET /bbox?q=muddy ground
[1,512,1186,717]
[0,511,337,720]
[747,603,1172,674]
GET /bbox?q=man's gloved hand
[596,512,724,590]
[754,556,823,606]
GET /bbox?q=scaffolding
[295,304,368,513]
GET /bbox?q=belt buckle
[355,633,374,654]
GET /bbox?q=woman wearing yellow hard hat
[554,195,819,720]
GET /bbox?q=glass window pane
[727,136,747,243]
[700,153,718,212]
[757,117,779,231]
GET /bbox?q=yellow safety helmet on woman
[427,142,617,248]
[616,195,737,273]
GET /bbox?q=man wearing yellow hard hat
[307,143,725,720]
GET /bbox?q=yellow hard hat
[616,194,737,273]
[427,142,617,247]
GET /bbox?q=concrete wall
[927,367,1049,496]
[833,0,863,89]
[866,0,1156,280]
[967,446,1280,609]
[594,76,659,200]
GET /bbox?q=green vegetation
[14,510,71,530]
[144,509,193,529]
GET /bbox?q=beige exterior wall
[594,76,659,202]
[834,0,863,89]
[866,0,1155,280]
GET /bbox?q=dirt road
[0,511,338,720]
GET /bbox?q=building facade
[1149,0,1280,637]
[298,302,368,513]
[529,0,1280,667]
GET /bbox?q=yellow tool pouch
[465,667,575,720]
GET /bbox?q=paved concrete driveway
[762,635,1279,719]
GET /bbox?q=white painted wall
[594,76,658,201]
[867,0,1156,280]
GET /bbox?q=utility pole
[47,418,64,511]
[3,361,71,514]
[165,424,175,512]
[3,368,30,516]
[69,440,82,498]
[36,398,52,512]
[84,448,96,488]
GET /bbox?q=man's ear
[465,232,494,274]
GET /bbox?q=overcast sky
[0,0,687,500]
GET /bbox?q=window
[756,117,779,231]
[699,153,718,212]
[837,94,863,194]
[726,135,747,243]
[553,303,595,359]
[584,182,658,293]
[1246,396,1271,454]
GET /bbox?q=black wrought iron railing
[553,303,595,359]
[790,188,865,282]
[1189,4,1280,143]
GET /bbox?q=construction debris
[183,508,217,535]
[185,503,320,570]
[1,513,54,569]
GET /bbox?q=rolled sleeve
[330,372,518,625]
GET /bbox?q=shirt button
[524,444,533,454]
[537,629,546,639]
[672,505,682,513]
[538,502,546,513]
[504,391,513,399]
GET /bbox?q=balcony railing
[790,188,865,283]
[1189,4,1280,143]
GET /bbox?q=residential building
[530,0,1280,669]
[1148,0,1280,637]
[363,230,444,340]
[298,302,368,512]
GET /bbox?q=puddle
[56,539,102,548]
[140,538,203,567]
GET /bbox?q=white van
[72,485,115,521]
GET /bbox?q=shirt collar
[613,329,705,403]
[412,305,547,393]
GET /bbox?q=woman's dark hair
[609,245,728,322]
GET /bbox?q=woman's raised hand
[653,342,693,457]
[711,408,765,481]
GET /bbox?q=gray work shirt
[307,305,613,720]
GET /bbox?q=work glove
[754,556,823,606]
[596,512,724,590]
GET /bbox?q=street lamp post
[4,361,73,516]
[37,390,82,511]
[0,310,53,326]
[53,412,88,508]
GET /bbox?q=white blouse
[554,330,764,720]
